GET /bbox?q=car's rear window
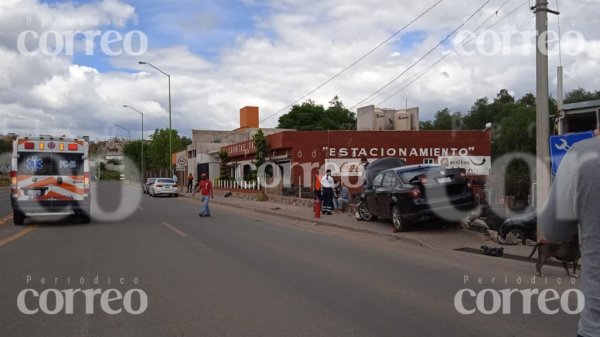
[156,179,175,184]
[397,166,444,183]
[17,152,84,176]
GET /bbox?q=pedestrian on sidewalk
[195,173,214,217]
[337,183,350,212]
[186,173,194,193]
[320,169,335,215]
[314,172,322,201]
[539,129,600,337]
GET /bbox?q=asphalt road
[0,187,11,215]
[0,184,581,337]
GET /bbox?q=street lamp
[115,124,131,141]
[123,105,144,183]
[139,61,173,176]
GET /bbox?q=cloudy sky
[1,0,599,140]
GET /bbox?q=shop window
[423,158,435,164]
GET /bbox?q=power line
[376,0,527,107]
[348,0,494,111]
[259,0,444,123]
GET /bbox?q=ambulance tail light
[84,172,90,192]
[10,171,17,195]
[24,142,34,150]
[68,143,78,151]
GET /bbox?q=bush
[99,169,122,180]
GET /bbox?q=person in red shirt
[195,173,214,217]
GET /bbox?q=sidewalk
[180,190,492,250]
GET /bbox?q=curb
[180,193,432,249]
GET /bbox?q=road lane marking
[161,222,187,237]
[137,206,144,211]
[0,225,38,248]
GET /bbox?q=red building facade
[222,130,492,190]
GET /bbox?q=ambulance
[10,136,91,225]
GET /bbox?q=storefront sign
[326,146,476,158]
[438,156,491,175]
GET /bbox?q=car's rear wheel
[13,210,25,226]
[357,202,374,221]
[391,206,407,232]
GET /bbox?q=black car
[499,212,537,244]
[357,164,476,231]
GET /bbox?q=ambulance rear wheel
[13,211,25,226]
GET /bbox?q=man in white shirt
[320,169,335,215]
[540,131,600,337]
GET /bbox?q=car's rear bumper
[403,200,476,222]
[153,188,178,195]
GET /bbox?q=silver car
[143,178,157,194]
[149,178,178,197]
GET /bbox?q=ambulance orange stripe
[20,177,85,195]
[50,184,85,195]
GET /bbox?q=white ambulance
[10,136,91,225]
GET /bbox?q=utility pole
[532,0,559,240]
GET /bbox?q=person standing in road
[539,130,600,337]
[187,173,194,193]
[320,169,335,215]
[196,173,214,217]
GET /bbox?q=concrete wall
[357,105,419,131]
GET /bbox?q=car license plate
[27,190,41,197]
[437,177,452,184]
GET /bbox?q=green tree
[0,139,11,154]
[564,88,600,104]
[419,120,434,130]
[433,108,463,130]
[277,96,356,130]
[323,96,357,130]
[252,129,268,180]
[278,100,325,130]
[217,150,230,180]
[147,129,188,171]
[123,140,149,177]
[518,93,536,107]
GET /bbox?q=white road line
[137,206,144,210]
[161,222,188,237]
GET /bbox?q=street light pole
[115,124,131,141]
[139,61,173,177]
[123,105,144,183]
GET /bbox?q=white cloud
[1,0,600,140]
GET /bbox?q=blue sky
[55,0,274,72]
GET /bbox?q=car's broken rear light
[409,188,421,199]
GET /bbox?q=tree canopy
[277,96,356,130]
[145,129,190,171]
[564,88,600,104]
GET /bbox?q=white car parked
[149,178,178,197]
